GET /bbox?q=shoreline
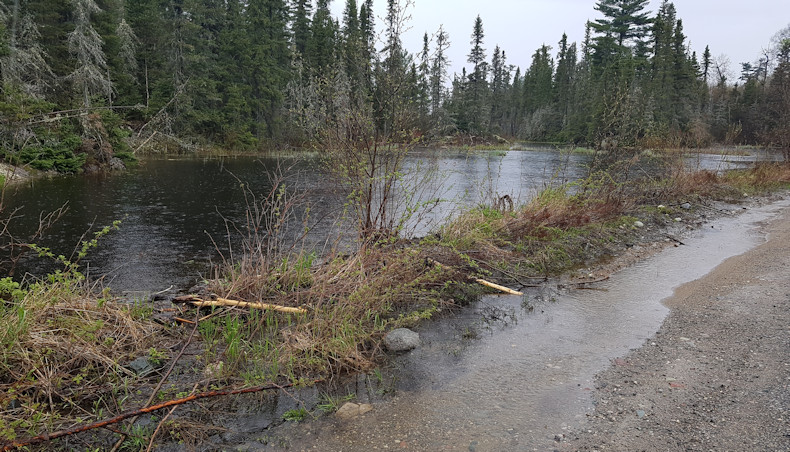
[566,194,790,451]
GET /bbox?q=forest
[0,0,789,172]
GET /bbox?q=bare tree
[1,10,54,97]
[116,19,139,74]
[66,0,112,108]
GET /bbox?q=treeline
[0,0,789,170]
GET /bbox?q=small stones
[634,221,645,228]
[681,202,692,210]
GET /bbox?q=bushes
[15,134,85,173]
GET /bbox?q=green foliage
[15,136,86,173]
[282,407,308,422]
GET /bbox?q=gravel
[566,198,790,451]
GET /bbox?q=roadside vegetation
[2,151,790,449]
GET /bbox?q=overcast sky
[330,0,789,81]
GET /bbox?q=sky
[330,0,790,81]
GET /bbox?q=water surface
[4,147,768,293]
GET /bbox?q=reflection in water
[4,148,764,293]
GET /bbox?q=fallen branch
[110,317,200,452]
[665,234,686,246]
[2,380,320,451]
[133,131,158,155]
[427,259,523,296]
[174,296,307,314]
[472,278,524,296]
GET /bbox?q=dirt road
[567,200,790,451]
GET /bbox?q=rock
[127,357,157,376]
[633,221,645,228]
[674,217,682,222]
[637,410,646,419]
[336,402,373,419]
[681,202,691,210]
[383,328,420,351]
[109,157,126,171]
[0,163,30,181]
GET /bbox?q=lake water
[3,147,767,294]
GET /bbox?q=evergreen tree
[292,0,312,58]
[307,0,337,73]
[341,0,366,104]
[429,25,450,120]
[246,0,291,138]
[590,0,651,59]
[1,9,54,98]
[488,45,507,132]
[466,15,488,133]
[554,33,577,132]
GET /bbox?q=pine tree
[590,0,651,67]
[488,45,506,132]
[246,0,291,138]
[554,34,577,133]
[416,32,431,121]
[341,0,366,103]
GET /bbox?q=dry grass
[3,157,788,448]
[0,277,167,442]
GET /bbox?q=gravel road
[566,198,790,451]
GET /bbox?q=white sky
[330,0,789,80]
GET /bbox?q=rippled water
[3,147,770,293]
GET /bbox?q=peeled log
[175,296,307,314]
[472,278,524,296]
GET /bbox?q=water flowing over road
[261,198,790,451]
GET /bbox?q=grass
[0,273,167,443]
[1,156,789,448]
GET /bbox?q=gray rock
[633,221,645,228]
[109,157,126,171]
[681,202,691,210]
[127,357,157,376]
[383,328,420,351]
[336,402,373,419]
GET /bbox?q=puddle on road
[252,199,790,451]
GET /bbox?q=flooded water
[3,147,770,294]
[264,198,790,452]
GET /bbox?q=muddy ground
[565,198,790,451]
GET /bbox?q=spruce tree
[429,25,450,119]
[307,0,337,73]
[292,0,312,58]
[246,0,291,138]
[467,15,488,133]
